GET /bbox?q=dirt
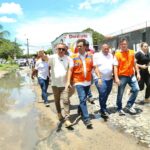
[33,82,148,150]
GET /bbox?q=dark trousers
[138,73,150,99]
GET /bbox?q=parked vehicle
[16,59,27,67]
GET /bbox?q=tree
[45,48,53,54]
[0,39,23,59]
[82,28,105,45]
[0,25,23,59]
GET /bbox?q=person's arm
[114,65,120,85]
[65,58,74,89]
[134,62,141,81]
[113,56,120,85]
[93,65,102,85]
[136,63,148,69]
[31,69,38,79]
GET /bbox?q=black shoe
[77,107,82,116]
[87,97,95,104]
[84,120,92,129]
[101,112,109,119]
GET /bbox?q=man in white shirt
[93,44,114,119]
[48,43,74,128]
[32,51,50,107]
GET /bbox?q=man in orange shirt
[114,38,140,115]
[66,39,102,128]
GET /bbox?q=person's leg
[60,87,70,119]
[38,78,48,104]
[45,77,49,92]
[52,86,63,120]
[126,75,139,108]
[87,87,95,104]
[61,87,73,127]
[105,79,113,111]
[116,77,128,111]
[95,79,107,113]
[144,75,150,101]
[76,85,90,122]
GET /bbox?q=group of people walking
[32,38,150,129]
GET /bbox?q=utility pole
[145,21,147,42]
[27,38,29,58]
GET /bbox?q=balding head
[101,44,109,55]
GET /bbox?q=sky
[0,0,150,54]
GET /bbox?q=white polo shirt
[93,52,114,80]
[35,59,49,80]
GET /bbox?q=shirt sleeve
[48,55,52,66]
[93,53,99,66]
[68,57,74,68]
[113,56,118,66]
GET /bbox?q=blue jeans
[117,75,139,111]
[95,79,113,113]
[87,88,93,98]
[38,77,49,103]
[75,85,90,121]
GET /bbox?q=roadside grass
[0,64,19,71]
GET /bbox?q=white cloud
[0,2,23,15]
[15,0,150,54]
[0,16,16,23]
[79,0,119,10]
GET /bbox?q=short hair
[140,42,148,48]
[76,39,86,46]
[119,38,128,44]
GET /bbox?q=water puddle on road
[0,68,53,150]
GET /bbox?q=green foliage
[45,48,53,54]
[82,28,105,45]
[0,64,19,71]
[0,24,23,59]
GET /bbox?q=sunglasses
[58,48,66,51]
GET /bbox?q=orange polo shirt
[115,49,135,76]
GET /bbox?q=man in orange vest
[66,39,101,128]
[114,38,140,116]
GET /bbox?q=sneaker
[118,109,125,116]
[101,111,109,118]
[58,113,64,121]
[45,102,50,107]
[125,106,136,114]
[84,120,92,128]
[64,120,72,128]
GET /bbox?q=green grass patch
[0,64,19,71]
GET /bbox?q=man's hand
[65,82,72,91]
[142,64,148,69]
[115,78,120,86]
[148,66,150,74]
[98,78,102,85]
[136,73,141,81]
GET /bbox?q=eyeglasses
[77,45,83,48]
[58,48,66,51]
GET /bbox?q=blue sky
[0,0,150,53]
